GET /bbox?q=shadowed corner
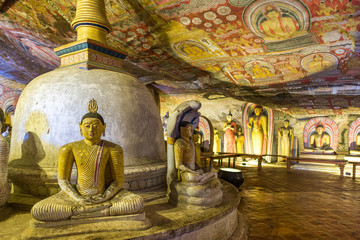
[8,131,48,198]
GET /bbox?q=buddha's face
[180,124,193,138]
[284,121,289,128]
[266,10,280,20]
[254,107,262,116]
[313,55,323,62]
[80,118,105,142]
[316,126,324,134]
[227,115,233,122]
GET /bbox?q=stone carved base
[168,178,223,209]
[22,212,151,239]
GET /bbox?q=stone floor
[236,161,360,240]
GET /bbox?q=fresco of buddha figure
[260,5,306,41]
[251,62,274,78]
[307,54,332,73]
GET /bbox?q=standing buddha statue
[247,106,268,155]
[223,111,237,153]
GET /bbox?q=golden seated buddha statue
[31,99,145,222]
[169,121,222,208]
[303,124,334,154]
[350,134,360,155]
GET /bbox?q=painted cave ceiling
[0,0,360,117]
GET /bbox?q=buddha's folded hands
[73,201,112,215]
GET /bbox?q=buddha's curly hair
[80,112,104,125]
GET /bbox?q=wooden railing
[201,153,360,178]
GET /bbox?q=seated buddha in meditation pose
[309,124,331,150]
[31,99,144,221]
[260,5,305,41]
[251,62,274,78]
[355,134,360,151]
[174,121,217,184]
[307,54,332,73]
[350,134,360,155]
[170,121,222,208]
[304,124,333,154]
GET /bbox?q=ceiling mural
[0,0,360,116]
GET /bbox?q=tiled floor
[236,163,360,240]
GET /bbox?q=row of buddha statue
[217,107,335,159]
[218,107,278,156]
[219,107,273,155]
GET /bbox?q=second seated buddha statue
[30,99,148,227]
[304,124,334,154]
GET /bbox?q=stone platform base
[168,178,223,209]
[22,212,151,239]
[300,153,337,160]
[20,181,245,240]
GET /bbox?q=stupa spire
[71,0,112,44]
[54,0,127,71]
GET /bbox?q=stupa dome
[9,66,166,197]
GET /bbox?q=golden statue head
[284,119,290,128]
[313,54,323,62]
[254,106,263,116]
[79,99,106,143]
[316,123,325,134]
[227,110,233,122]
[263,5,281,19]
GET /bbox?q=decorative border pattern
[55,42,127,60]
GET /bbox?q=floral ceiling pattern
[0,0,360,116]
